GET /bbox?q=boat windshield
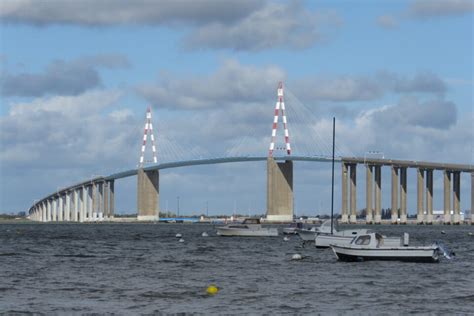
[354,235,371,245]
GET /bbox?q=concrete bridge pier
[80,186,86,222]
[46,200,51,222]
[391,167,399,224]
[471,173,474,225]
[92,183,98,221]
[341,163,348,223]
[58,195,64,222]
[365,165,373,224]
[453,172,460,224]
[109,180,115,219]
[73,189,79,222]
[266,158,293,222]
[137,168,160,221]
[65,192,71,221]
[103,181,109,220]
[52,198,58,222]
[444,171,452,224]
[41,202,46,222]
[349,164,357,224]
[98,182,104,221]
[374,165,382,224]
[399,167,407,224]
[417,169,425,224]
[425,169,434,224]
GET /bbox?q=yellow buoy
[206,284,219,295]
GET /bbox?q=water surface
[1,223,473,314]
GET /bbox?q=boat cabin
[242,218,261,225]
[351,232,410,248]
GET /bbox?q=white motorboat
[330,232,441,263]
[316,231,407,248]
[216,218,279,237]
[308,220,372,247]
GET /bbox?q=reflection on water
[0,223,473,314]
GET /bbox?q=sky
[0,0,473,216]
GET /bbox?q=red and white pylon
[268,81,291,157]
[139,106,158,166]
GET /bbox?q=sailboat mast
[331,117,336,235]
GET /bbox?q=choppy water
[1,223,473,314]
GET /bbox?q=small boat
[331,232,440,263]
[216,218,279,237]
[307,220,372,247]
[295,226,319,242]
[283,222,304,235]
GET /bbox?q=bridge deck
[29,155,473,213]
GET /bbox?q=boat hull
[216,227,279,237]
[315,234,353,248]
[331,245,439,263]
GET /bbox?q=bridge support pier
[65,192,71,221]
[399,167,407,224]
[80,186,86,222]
[349,164,357,224]
[366,165,373,224]
[374,165,382,224]
[471,172,474,225]
[266,158,293,222]
[444,171,452,224]
[341,163,348,224]
[103,181,109,220]
[391,167,399,224]
[425,169,433,224]
[73,190,79,222]
[417,169,425,224]
[109,180,115,219]
[92,183,98,221]
[137,168,160,221]
[453,172,460,224]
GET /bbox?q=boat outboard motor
[434,241,455,260]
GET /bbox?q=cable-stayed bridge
[28,83,474,224]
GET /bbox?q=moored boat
[283,222,304,235]
[216,218,279,237]
[331,232,440,263]
[310,220,373,247]
[295,226,319,241]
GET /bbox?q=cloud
[408,0,474,18]
[136,59,285,109]
[184,2,342,51]
[377,0,473,29]
[378,71,447,94]
[0,0,340,51]
[291,71,447,103]
[369,96,457,129]
[0,0,264,26]
[0,90,139,169]
[333,96,470,164]
[1,55,129,97]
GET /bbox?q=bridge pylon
[266,82,293,222]
[139,107,158,166]
[137,107,159,221]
